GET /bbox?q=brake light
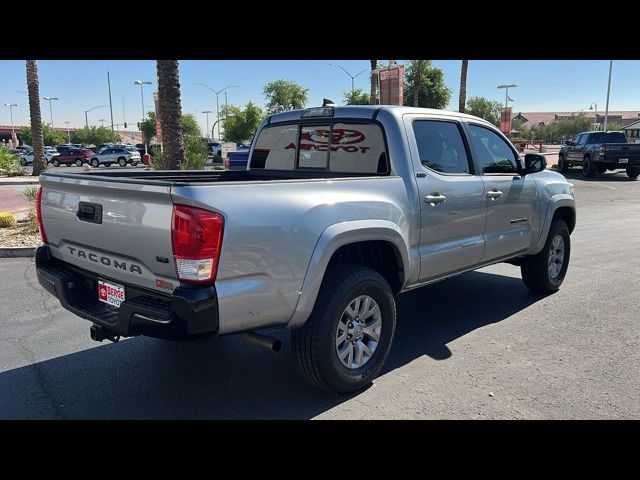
[600,145,605,156]
[171,205,224,283]
[36,186,47,244]
[224,156,230,170]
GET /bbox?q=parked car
[19,148,60,166]
[558,131,640,179]
[235,142,251,150]
[55,144,82,155]
[50,148,93,167]
[89,147,141,168]
[208,141,222,157]
[35,104,576,393]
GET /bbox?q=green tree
[70,126,121,145]
[466,97,503,127]
[20,123,67,147]
[343,88,370,105]
[221,102,264,143]
[606,121,621,131]
[263,80,308,114]
[156,60,186,170]
[139,111,157,144]
[181,113,200,137]
[26,60,46,176]
[403,60,451,109]
[182,134,209,170]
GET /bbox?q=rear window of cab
[250,122,389,175]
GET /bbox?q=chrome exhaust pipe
[240,331,282,353]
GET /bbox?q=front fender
[286,220,410,329]
[534,194,576,253]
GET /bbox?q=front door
[567,134,584,164]
[407,117,487,282]
[465,123,538,262]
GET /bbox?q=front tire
[627,167,639,180]
[91,158,99,168]
[292,265,396,393]
[558,154,568,173]
[582,156,597,178]
[521,218,570,293]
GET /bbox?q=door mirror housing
[524,153,547,174]
[564,140,572,145]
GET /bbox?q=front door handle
[487,190,503,200]
[425,194,447,205]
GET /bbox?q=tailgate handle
[77,202,103,224]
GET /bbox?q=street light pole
[497,84,517,109]
[4,103,18,147]
[195,83,238,141]
[134,80,152,122]
[589,103,598,130]
[604,60,613,131]
[64,121,71,143]
[43,96,59,128]
[329,63,368,92]
[84,105,109,128]
[202,111,212,140]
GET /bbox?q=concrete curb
[0,247,36,258]
[0,178,40,186]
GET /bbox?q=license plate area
[98,280,125,308]
[619,158,629,164]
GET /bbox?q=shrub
[0,212,17,228]
[23,186,39,233]
[0,147,24,177]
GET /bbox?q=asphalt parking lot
[0,168,638,419]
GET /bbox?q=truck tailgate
[40,174,178,293]
[605,143,640,162]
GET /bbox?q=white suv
[89,147,141,168]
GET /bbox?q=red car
[50,148,93,167]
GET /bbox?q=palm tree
[26,60,46,176]
[156,60,185,170]
[369,60,377,105]
[413,60,424,107]
[458,60,469,113]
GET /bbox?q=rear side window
[329,123,387,174]
[251,121,388,174]
[413,120,471,174]
[250,124,298,170]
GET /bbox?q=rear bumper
[35,245,219,340]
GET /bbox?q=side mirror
[524,153,546,174]
[564,140,571,145]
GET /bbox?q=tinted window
[413,120,470,174]
[588,132,627,144]
[250,124,298,170]
[468,124,519,174]
[298,125,330,169]
[577,134,588,146]
[329,123,387,174]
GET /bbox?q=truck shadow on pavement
[0,270,546,420]
[562,170,637,182]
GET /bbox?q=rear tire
[118,157,127,167]
[52,159,59,167]
[627,167,639,180]
[521,218,570,293]
[558,154,568,173]
[582,156,597,178]
[292,265,396,394]
[91,158,99,168]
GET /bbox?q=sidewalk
[0,184,31,219]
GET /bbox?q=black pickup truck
[558,131,640,179]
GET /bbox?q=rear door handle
[487,190,503,200]
[425,194,447,205]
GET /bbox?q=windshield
[590,132,627,144]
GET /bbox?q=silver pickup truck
[35,105,576,393]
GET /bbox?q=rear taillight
[171,205,224,283]
[224,156,230,170]
[36,186,47,244]
[599,145,605,156]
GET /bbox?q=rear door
[404,115,487,281]
[465,123,538,262]
[39,175,179,292]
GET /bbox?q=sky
[1,60,639,135]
